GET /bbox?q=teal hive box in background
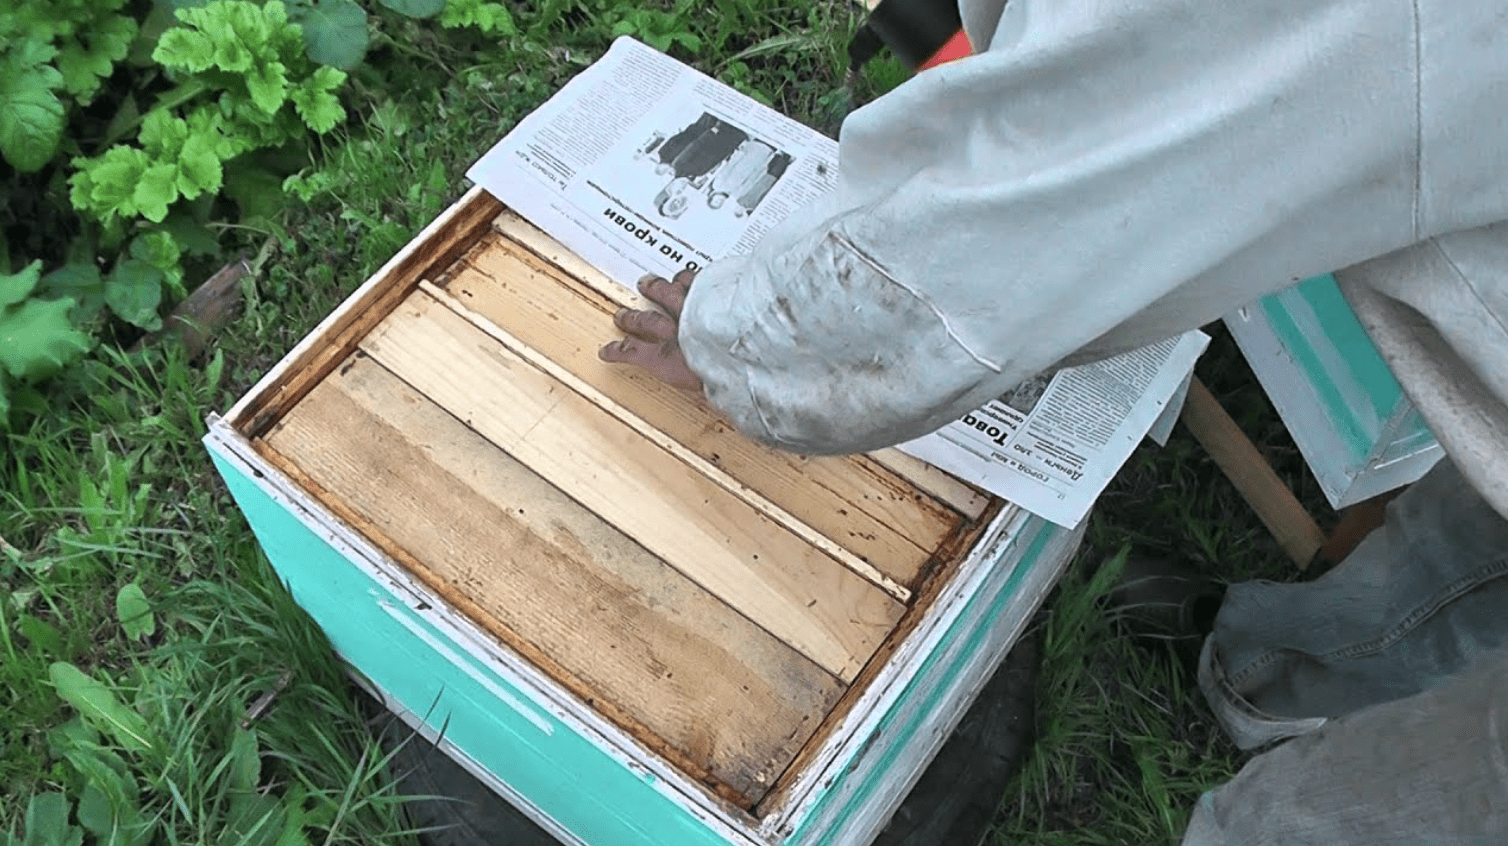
[1225,275,1442,508]
[205,186,1081,846]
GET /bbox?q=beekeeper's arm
[638,0,1508,455]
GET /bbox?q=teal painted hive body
[1226,275,1441,508]
[206,187,1079,846]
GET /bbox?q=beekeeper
[600,0,1508,841]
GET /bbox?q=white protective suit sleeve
[676,0,1508,455]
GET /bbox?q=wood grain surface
[265,355,845,804]
[489,211,991,522]
[450,234,966,586]
[360,292,905,681]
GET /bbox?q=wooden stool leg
[1180,377,1326,568]
[1313,490,1399,570]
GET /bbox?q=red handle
[918,30,974,70]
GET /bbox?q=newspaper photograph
[467,37,836,287]
[466,36,1207,527]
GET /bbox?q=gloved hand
[598,270,703,392]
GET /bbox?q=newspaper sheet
[467,36,1208,528]
[899,335,1206,527]
[467,37,836,284]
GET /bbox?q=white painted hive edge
[760,504,1033,837]
[1222,307,1356,508]
[224,184,490,425]
[203,417,769,846]
[825,518,1084,846]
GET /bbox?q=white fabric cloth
[677,0,1508,514]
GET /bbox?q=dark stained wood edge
[230,187,506,438]
[753,498,1003,813]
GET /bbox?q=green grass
[2,343,424,844]
[2,3,1336,843]
[991,329,1334,845]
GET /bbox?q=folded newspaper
[467,37,1208,528]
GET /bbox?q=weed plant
[994,329,1333,845]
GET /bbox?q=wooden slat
[360,292,905,681]
[866,448,990,520]
[449,242,960,586]
[494,210,643,309]
[265,356,844,805]
[490,210,991,522]
[231,186,505,437]
[422,280,910,603]
[1181,377,1326,567]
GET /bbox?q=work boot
[1104,557,1224,644]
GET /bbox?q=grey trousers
[1183,458,1508,844]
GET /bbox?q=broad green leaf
[71,745,147,846]
[377,0,446,18]
[186,105,249,160]
[0,260,41,308]
[104,260,164,330]
[216,792,286,846]
[244,61,290,114]
[56,15,139,103]
[95,15,140,62]
[18,613,65,655]
[152,28,217,73]
[224,167,287,221]
[273,820,312,846]
[440,0,515,32]
[22,792,81,846]
[56,45,115,102]
[289,84,343,133]
[48,717,101,756]
[48,663,155,754]
[102,95,141,150]
[272,788,312,846]
[130,3,180,66]
[140,111,190,159]
[205,347,225,387]
[115,583,155,640]
[217,0,277,55]
[162,211,221,256]
[129,232,185,299]
[212,34,256,74]
[61,745,136,810]
[10,41,60,70]
[0,68,66,173]
[0,298,92,380]
[71,146,152,222]
[176,131,224,198]
[132,163,180,223]
[38,264,105,322]
[308,64,349,92]
[129,232,182,274]
[0,378,10,421]
[228,728,261,793]
[296,0,369,70]
[262,1,307,61]
[75,783,113,836]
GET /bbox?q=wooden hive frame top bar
[229,187,998,810]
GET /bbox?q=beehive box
[205,186,1081,846]
[1225,275,1442,508]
